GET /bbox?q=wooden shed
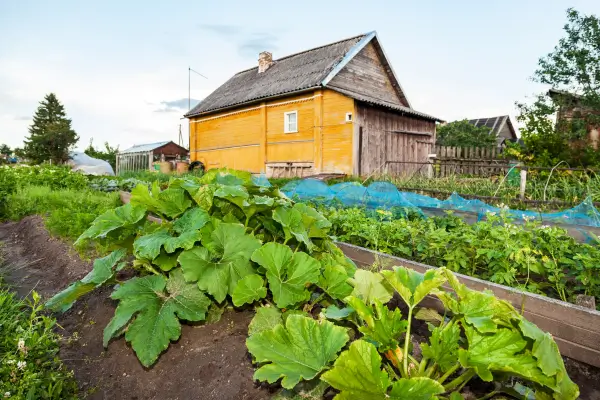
[185,31,443,178]
[116,141,188,174]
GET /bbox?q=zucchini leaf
[247,315,348,389]
[322,340,444,400]
[178,223,261,302]
[420,321,461,372]
[345,296,407,352]
[349,269,393,305]
[103,269,210,367]
[251,242,320,308]
[232,273,267,306]
[318,262,353,300]
[381,267,445,308]
[248,305,282,336]
[46,248,128,312]
[75,203,146,245]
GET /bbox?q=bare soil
[1,216,599,399]
[0,216,270,400]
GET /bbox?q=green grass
[0,278,78,399]
[4,186,120,241]
[117,169,204,184]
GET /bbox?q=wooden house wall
[189,89,355,174]
[321,90,354,174]
[327,42,405,107]
[354,103,435,176]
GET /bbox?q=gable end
[326,39,410,108]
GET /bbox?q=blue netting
[280,179,600,228]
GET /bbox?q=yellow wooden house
[186,31,442,177]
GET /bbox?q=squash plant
[46,169,578,399]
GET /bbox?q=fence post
[520,170,527,200]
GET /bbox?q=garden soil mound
[0,216,270,400]
[1,216,600,399]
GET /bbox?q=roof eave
[184,86,321,119]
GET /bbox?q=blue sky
[0,0,598,151]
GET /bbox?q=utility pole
[188,67,208,110]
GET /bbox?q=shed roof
[467,115,518,144]
[185,31,440,122]
[120,141,171,154]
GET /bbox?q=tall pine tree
[23,93,79,164]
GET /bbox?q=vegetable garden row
[2,165,599,398]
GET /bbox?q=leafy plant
[45,169,579,399]
[47,169,353,367]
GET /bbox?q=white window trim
[284,111,298,133]
[345,112,353,122]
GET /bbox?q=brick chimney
[258,51,273,73]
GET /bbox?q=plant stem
[476,390,499,400]
[437,363,460,385]
[403,306,413,376]
[444,369,476,392]
[418,357,429,376]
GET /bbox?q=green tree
[23,93,79,164]
[84,138,119,170]
[515,8,600,167]
[0,144,11,157]
[436,120,497,148]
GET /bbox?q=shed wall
[355,103,435,176]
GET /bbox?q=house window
[284,111,298,133]
[346,112,353,122]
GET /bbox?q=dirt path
[0,216,270,400]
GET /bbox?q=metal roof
[120,141,171,154]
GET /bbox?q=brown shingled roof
[185,32,441,122]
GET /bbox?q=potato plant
[46,169,579,399]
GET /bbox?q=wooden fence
[432,146,510,178]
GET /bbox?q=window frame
[345,112,353,122]
[284,111,298,133]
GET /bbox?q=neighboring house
[116,141,188,174]
[467,115,518,147]
[548,88,600,149]
[185,31,442,177]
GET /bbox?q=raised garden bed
[337,242,600,369]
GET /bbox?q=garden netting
[278,178,600,229]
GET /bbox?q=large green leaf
[420,321,461,372]
[381,267,445,308]
[246,315,348,389]
[153,250,180,271]
[388,378,445,400]
[178,223,261,302]
[251,242,320,308]
[232,274,267,306]
[133,228,172,260]
[46,249,127,312]
[273,206,303,244]
[319,263,353,300]
[75,203,146,245]
[272,380,329,400]
[293,203,331,238]
[321,339,391,400]
[459,325,529,382]
[242,195,275,220]
[248,306,282,336]
[349,270,393,305]
[103,269,210,367]
[163,230,203,253]
[172,207,210,233]
[131,183,192,218]
[192,184,215,211]
[345,296,406,352]
[214,185,249,209]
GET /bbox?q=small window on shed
[284,111,298,133]
[345,112,353,122]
